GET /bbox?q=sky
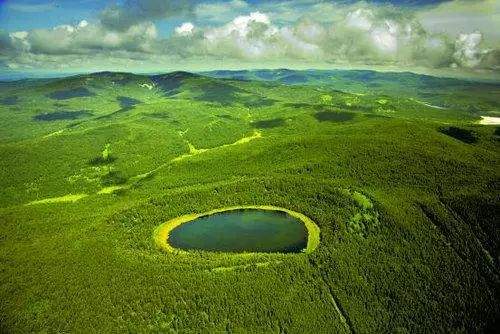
[0,0,499,78]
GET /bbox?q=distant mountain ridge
[202,68,500,88]
[201,69,500,111]
[2,68,499,84]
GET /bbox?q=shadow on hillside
[314,111,355,122]
[33,110,93,121]
[47,87,95,100]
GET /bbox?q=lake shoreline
[154,205,321,254]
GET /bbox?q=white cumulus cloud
[175,22,195,36]
[453,32,485,68]
[0,0,498,75]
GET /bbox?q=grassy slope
[0,71,499,332]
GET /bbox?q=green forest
[0,69,498,332]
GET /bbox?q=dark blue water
[168,209,308,253]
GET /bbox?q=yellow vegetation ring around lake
[154,205,320,254]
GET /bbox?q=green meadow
[0,70,498,332]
